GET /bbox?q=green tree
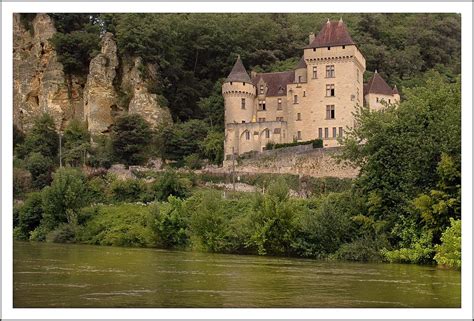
[42,167,90,228]
[150,197,189,249]
[25,152,54,189]
[152,171,191,201]
[63,119,91,167]
[434,218,461,269]
[16,192,44,238]
[200,131,224,165]
[110,114,153,166]
[17,113,59,160]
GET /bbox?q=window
[241,98,246,109]
[297,131,302,140]
[332,127,337,138]
[327,46,331,50]
[242,120,246,123]
[276,117,284,122]
[297,113,302,121]
[376,97,379,103]
[389,99,391,103]
[326,65,335,78]
[326,105,335,119]
[277,98,282,110]
[243,82,246,86]
[318,128,323,139]
[357,69,360,82]
[260,85,264,95]
[342,45,345,49]
[326,84,335,97]
[298,75,303,83]
[303,91,306,97]
[265,129,270,139]
[258,100,266,111]
[324,128,329,138]
[357,87,360,101]
[245,131,250,140]
[339,127,343,137]
[258,117,266,122]
[312,66,317,79]
[274,128,281,134]
[313,48,316,52]
[293,95,299,104]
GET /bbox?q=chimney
[309,32,315,44]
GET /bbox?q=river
[13,241,460,308]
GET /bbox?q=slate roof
[392,85,399,95]
[364,71,394,96]
[225,56,251,83]
[252,71,295,97]
[295,56,307,69]
[306,19,355,49]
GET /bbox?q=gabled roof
[306,19,355,49]
[295,56,307,69]
[392,85,399,95]
[225,55,251,83]
[252,71,295,97]
[364,71,394,96]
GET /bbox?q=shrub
[29,225,49,242]
[110,178,151,203]
[13,167,32,197]
[78,203,156,247]
[434,218,461,269]
[152,171,191,201]
[46,223,78,243]
[17,192,44,236]
[265,139,322,150]
[25,152,54,189]
[332,235,387,262]
[184,153,202,170]
[382,230,435,264]
[150,197,189,248]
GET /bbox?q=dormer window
[260,85,264,94]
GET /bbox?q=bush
[47,223,78,243]
[332,235,387,262]
[110,179,151,203]
[184,153,202,170]
[265,139,322,150]
[152,171,191,201]
[381,230,435,264]
[434,218,461,269]
[150,197,189,248]
[13,167,32,197]
[78,203,156,247]
[17,192,44,236]
[29,225,49,242]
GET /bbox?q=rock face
[13,13,84,131]
[83,32,121,135]
[14,14,172,135]
[121,57,172,127]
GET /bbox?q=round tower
[222,55,256,124]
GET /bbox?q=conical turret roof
[365,71,394,96]
[295,56,307,69]
[305,19,355,49]
[225,55,251,83]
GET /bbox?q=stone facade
[222,19,399,160]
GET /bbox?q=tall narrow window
[298,75,303,83]
[258,100,266,111]
[312,66,317,79]
[357,87,360,101]
[259,85,264,94]
[297,113,302,121]
[294,95,298,104]
[376,97,379,103]
[339,127,343,137]
[265,129,270,139]
[297,131,302,140]
[245,131,250,140]
[318,128,323,139]
[326,84,335,96]
[326,65,335,78]
[326,105,335,119]
[324,128,329,138]
[332,127,337,138]
[241,98,246,109]
[277,98,282,110]
[303,91,306,97]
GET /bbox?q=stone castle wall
[222,146,358,178]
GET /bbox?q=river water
[13,241,460,308]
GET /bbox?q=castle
[222,19,400,161]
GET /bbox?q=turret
[222,55,256,125]
[294,56,307,83]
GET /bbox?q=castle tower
[364,70,400,110]
[300,18,366,146]
[222,56,256,158]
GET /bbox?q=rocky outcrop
[13,13,84,131]
[83,32,121,135]
[121,57,172,127]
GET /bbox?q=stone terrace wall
[222,146,358,178]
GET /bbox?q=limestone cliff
[13,13,172,135]
[121,57,172,127]
[83,32,120,135]
[13,13,83,131]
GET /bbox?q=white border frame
[2,2,472,320]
